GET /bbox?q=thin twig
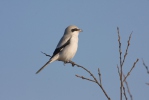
[117,27,122,66]
[142,59,149,85]
[119,32,133,100]
[98,68,102,85]
[118,66,133,100]
[117,65,120,77]
[142,58,149,74]
[75,75,96,82]
[121,32,133,67]
[123,86,128,100]
[124,75,133,100]
[41,51,52,57]
[117,65,127,100]
[67,61,111,100]
[40,52,111,100]
[118,65,133,100]
[123,59,139,82]
[117,27,123,100]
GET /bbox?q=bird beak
[78,29,83,32]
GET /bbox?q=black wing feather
[51,38,70,58]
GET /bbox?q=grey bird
[36,25,82,74]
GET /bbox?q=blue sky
[0,0,149,100]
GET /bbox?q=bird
[36,25,82,74]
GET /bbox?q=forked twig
[75,75,95,82]
[117,27,139,100]
[123,86,128,100]
[41,52,110,100]
[41,51,51,57]
[67,61,111,100]
[124,76,133,100]
[123,59,139,82]
[117,66,133,100]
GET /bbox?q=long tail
[36,54,59,74]
[36,60,51,74]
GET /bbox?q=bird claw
[63,61,75,67]
[69,61,75,67]
[72,62,75,67]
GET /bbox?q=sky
[0,0,149,100]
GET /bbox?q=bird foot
[69,61,75,67]
[63,61,75,67]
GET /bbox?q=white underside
[50,35,78,62]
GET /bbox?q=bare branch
[67,61,111,100]
[122,73,133,100]
[121,32,133,67]
[123,59,139,82]
[142,59,149,85]
[41,51,52,57]
[117,28,139,100]
[124,76,133,100]
[98,68,102,85]
[117,27,123,100]
[118,66,127,100]
[117,27,122,67]
[142,58,149,74]
[123,86,128,100]
[40,53,111,100]
[117,65,120,77]
[75,75,96,82]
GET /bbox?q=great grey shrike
[36,25,82,74]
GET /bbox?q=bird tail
[36,55,59,74]
[36,60,52,74]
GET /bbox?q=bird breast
[58,36,78,62]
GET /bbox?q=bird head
[64,25,82,36]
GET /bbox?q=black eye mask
[71,28,79,32]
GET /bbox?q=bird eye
[71,28,78,32]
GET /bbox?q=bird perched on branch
[36,25,82,74]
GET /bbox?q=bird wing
[36,38,70,74]
[51,35,71,58]
[36,36,71,74]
